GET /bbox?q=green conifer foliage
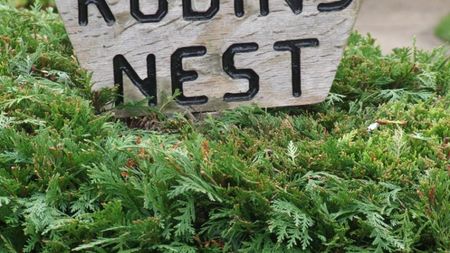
[0,3,449,252]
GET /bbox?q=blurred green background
[436,13,450,43]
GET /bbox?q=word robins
[114,39,319,106]
[78,0,353,26]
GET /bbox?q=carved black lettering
[130,0,168,23]
[318,0,353,12]
[222,43,259,102]
[171,46,208,106]
[285,0,303,14]
[274,39,319,97]
[78,0,115,26]
[114,54,157,106]
[234,0,269,17]
[234,0,302,17]
[183,0,220,21]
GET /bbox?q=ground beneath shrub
[355,0,450,52]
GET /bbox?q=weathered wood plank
[56,0,360,112]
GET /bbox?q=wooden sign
[56,0,360,112]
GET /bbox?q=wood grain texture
[56,0,360,112]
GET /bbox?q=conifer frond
[173,198,196,240]
[287,141,298,165]
[269,200,314,249]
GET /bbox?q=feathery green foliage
[436,13,450,43]
[0,3,449,252]
[3,0,54,8]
